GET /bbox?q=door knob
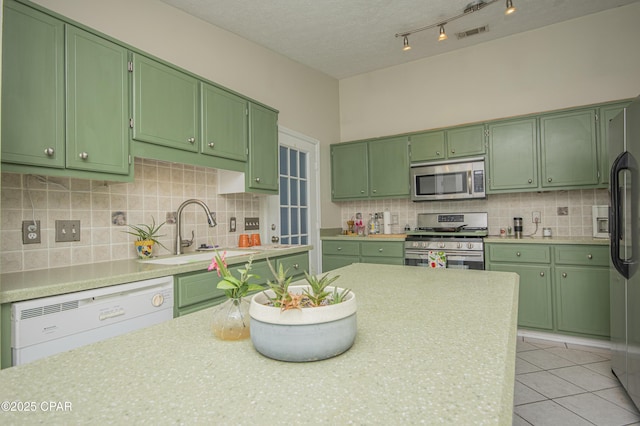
[44,147,55,156]
[208,142,215,148]
[187,137,195,144]
[79,152,89,159]
[540,272,545,277]
[255,177,261,183]
[548,177,553,182]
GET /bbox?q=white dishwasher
[11,275,174,366]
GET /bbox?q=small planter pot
[134,240,154,259]
[249,285,357,362]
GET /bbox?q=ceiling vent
[456,25,489,39]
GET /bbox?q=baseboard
[517,329,611,350]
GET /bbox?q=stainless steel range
[404,212,488,270]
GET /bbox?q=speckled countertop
[484,236,609,245]
[0,263,519,425]
[0,246,311,304]
[321,234,407,242]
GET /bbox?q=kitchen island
[0,263,519,425]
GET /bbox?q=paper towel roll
[383,211,392,234]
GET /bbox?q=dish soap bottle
[368,214,375,235]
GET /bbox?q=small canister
[514,217,523,239]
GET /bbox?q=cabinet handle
[528,179,532,184]
[78,152,89,160]
[187,137,195,144]
[547,177,553,182]
[587,254,593,259]
[337,247,342,251]
[44,147,55,156]
[451,149,456,154]
[293,263,299,269]
[562,272,567,278]
[436,151,441,156]
[378,248,383,252]
[516,252,521,257]
[540,272,545,277]
[372,189,377,193]
[360,190,365,194]
[208,142,215,148]
[255,177,261,183]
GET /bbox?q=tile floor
[514,336,640,425]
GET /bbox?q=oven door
[405,249,485,270]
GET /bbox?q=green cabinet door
[555,266,610,336]
[540,109,598,188]
[447,124,485,158]
[276,252,310,280]
[247,103,278,193]
[368,136,409,198]
[331,142,368,200]
[598,102,628,186]
[65,26,129,175]
[490,263,553,330]
[487,118,538,192]
[2,0,64,168]
[132,54,198,152]
[201,83,248,162]
[410,131,445,162]
[322,255,358,272]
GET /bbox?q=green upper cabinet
[487,118,538,193]
[410,131,445,162]
[447,124,486,158]
[368,136,410,198]
[540,109,598,188]
[132,53,199,152]
[410,124,485,163]
[598,102,629,186]
[331,142,368,200]
[247,103,278,193]
[1,0,65,168]
[65,26,129,175]
[201,83,248,162]
[331,136,409,201]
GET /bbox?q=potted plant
[124,217,167,259]
[209,251,264,340]
[249,262,357,362]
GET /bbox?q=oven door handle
[468,170,472,195]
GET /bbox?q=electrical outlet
[22,220,41,244]
[55,220,81,242]
[245,217,260,231]
[532,211,541,223]
[229,217,237,232]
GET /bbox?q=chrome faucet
[175,199,217,255]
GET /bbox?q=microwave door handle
[467,170,472,195]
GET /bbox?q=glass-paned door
[279,146,308,245]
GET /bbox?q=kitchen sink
[249,244,293,250]
[140,250,258,265]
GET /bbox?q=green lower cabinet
[490,263,553,330]
[322,239,405,272]
[275,252,310,281]
[555,266,610,337]
[485,242,609,339]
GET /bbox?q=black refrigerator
[610,95,640,409]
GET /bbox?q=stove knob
[467,242,474,249]
[422,242,428,249]
[456,242,462,249]
[438,242,445,249]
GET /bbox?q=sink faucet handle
[181,230,195,248]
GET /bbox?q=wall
[339,3,640,141]
[0,160,260,273]
[30,0,342,227]
[338,189,609,238]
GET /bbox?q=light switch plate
[230,217,237,232]
[55,220,81,242]
[245,217,260,231]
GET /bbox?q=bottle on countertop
[368,214,375,235]
[373,213,380,234]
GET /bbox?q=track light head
[402,35,411,51]
[438,25,448,41]
[505,0,516,15]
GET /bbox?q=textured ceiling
[158,0,640,79]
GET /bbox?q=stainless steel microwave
[410,157,486,201]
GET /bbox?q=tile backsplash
[339,189,609,237]
[1,159,261,273]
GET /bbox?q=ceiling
[158,0,640,79]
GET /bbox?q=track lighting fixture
[395,0,515,50]
[505,0,516,15]
[438,25,448,41]
[402,35,411,51]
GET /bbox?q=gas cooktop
[408,212,488,238]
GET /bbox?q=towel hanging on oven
[427,251,447,268]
